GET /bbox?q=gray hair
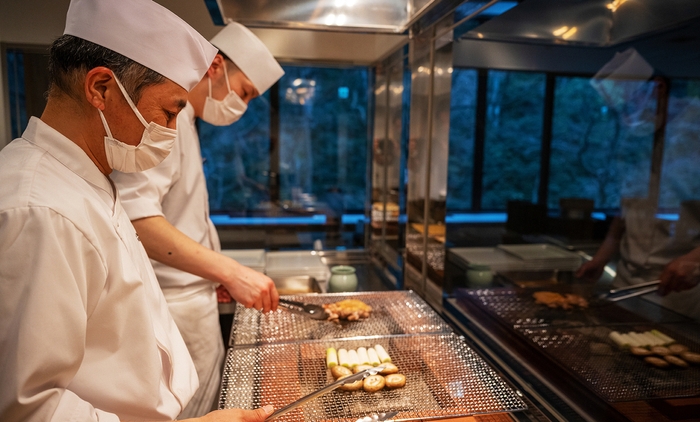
[48,35,165,103]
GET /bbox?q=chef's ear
[205,54,227,80]
[84,67,114,111]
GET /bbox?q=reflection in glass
[483,70,545,209]
[549,77,656,209]
[447,68,478,211]
[278,66,369,216]
[200,92,271,214]
[659,80,700,210]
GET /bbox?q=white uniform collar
[22,117,114,198]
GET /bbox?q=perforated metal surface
[219,334,528,421]
[459,288,689,328]
[519,324,700,402]
[229,291,451,347]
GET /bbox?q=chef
[111,22,283,417]
[0,0,272,421]
[577,198,700,320]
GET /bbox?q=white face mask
[99,74,177,173]
[201,61,248,126]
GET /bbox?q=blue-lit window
[482,70,545,209]
[7,49,28,139]
[447,68,477,211]
[549,76,655,209]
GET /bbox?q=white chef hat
[210,22,285,94]
[63,0,218,91]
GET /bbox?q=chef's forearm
[131,216,236,285]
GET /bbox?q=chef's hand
[575,259,606,283]
[194,405,274,421]
[220,259,279,313]
[658,257,700,296]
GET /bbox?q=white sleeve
[111,129,182,221]
[0,207,116,422]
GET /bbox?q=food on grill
[338,348,350,367]
[532,291,588,310]
[664,355,689,368]
[327,345,407,392]
[375,344,392,363]
[378,363,399,375]
[353,364,373,374]
[367,347,381,366]
[644,356,670,368]
[357,347,370,365]
[363,375,385,392]
[609,330,676,349]
[668,344,689,355]
[323,299,372,322]
[680,351,700,364]
[331,365,353,379]
[385,374,406,389]
[650,346,671,356]
[326,347,338,368]
[630,346,654,356]
[347,349,360,368]
[338,374,363,391]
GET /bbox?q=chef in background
[112,22,283,417]
[0,0,274,421]
[577,198,700,320]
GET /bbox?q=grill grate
[459,288,688,328]
[230,291,452,347]
[219,334,528,421]
[518,324,700,402]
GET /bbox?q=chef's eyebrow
[176,99,187,110]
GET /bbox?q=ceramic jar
[467,264,493,286]
[329,265,358,292]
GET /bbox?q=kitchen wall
[0,0,407,147]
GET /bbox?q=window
[199,92,271,214]
[482,70,545,209]
[447,68,477,211]
[659,79,700,210]
[199,65,371,250]
[549,76,656,209]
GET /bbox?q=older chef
[0,1,272,421]
[111,22,283,417]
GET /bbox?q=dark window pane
[199,92,271,214]
[549,76,655,209]
[447,67,477,211]
[278,66,369,216]
[7,49,28,139]
[482,70,545,209]
[659,79,700,210]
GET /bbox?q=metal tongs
[266,364,388,420]
[599,280,661,302]
[277,298,327,320]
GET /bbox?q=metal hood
[208,0,439,33]
[462,0,700,47]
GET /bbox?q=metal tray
[518,324,700,402]
[457,287,691,328]
[229,291,452,347]
[219,333,528,421]
[273,275,322,296]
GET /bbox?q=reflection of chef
[577,198,700,319]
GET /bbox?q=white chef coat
[616,198,700,320]
[0,117,198,422]
[112,103,224,418]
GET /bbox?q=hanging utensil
[278,298,328,320]
[598,280,661,302]
[356,411,400,421]
[266,365,388,420]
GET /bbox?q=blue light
[338,86,349,99]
